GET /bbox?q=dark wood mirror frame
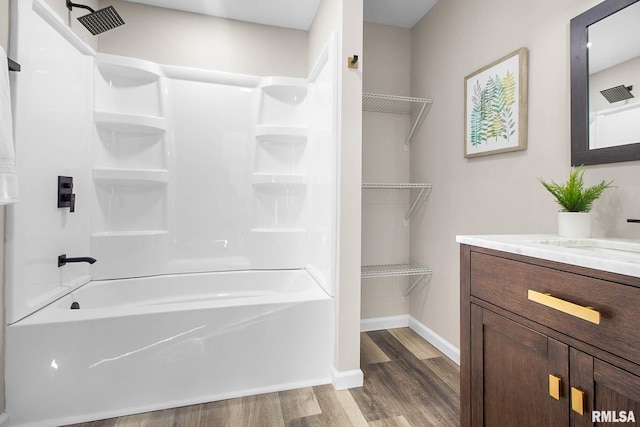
[570,0,640,165]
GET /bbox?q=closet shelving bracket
[362,183,432,224]
[361,263,432,300]
[362,93,433,151]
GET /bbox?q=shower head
[66,0,125,35]
[600,84,634,103]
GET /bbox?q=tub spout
[58,254,97,267]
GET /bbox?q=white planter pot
[558,211,592,238]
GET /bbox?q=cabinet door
[470,305,569,426]
[571,348,640,426]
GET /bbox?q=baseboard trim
[408,317,460,365]
[0,413,10,427]
[331,366,364,390]
[360,314,409,332]
[361,314,460,365]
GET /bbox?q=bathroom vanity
[458,235,640,426]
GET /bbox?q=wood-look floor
[65,328,460,427]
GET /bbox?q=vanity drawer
[470,250,640,365]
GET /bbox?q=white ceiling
[124,0,438,30]
[364,0,438,29]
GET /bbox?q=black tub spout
[58,254,97,267]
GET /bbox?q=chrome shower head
[600,85,634,103]
[66,0,125,35]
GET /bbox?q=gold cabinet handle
[527,290,601,325]
[549,374,561,400]
[571,387,585,415]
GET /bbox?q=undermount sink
[528,237,640,257]
[517,237,640,270]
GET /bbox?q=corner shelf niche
[251,173,307,188]
[92,230,168,238]
[255,125,308,145]
[97,55,162,87]
[93,168,169,186]
[250,228,306,233]
[362,92,433,151]
[260,77,308,104]
[94,112,167,136]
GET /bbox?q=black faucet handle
[61,193,76,212]
[627,219,640,223]
[58,176,76,213]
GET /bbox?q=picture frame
[464,47,528,158]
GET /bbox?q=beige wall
[309,0,363,375]
[308,0,339,73]
[409,0,640,350]
[98,0,308,77]
[361,23,412,319]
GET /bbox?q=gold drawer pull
[527,290,601,325]
[571,387,585,415]
[549,374,561,400]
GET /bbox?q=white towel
[0,46,19,205]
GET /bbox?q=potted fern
[539,166,613,238]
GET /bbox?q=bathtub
[6,269,334,427]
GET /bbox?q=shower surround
[5,1,338,425]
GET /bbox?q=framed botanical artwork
[464,47,528,158]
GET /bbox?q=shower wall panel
[6,0,94,324]
[91,51,338,293]
[167,79,256,271]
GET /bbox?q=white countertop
[456,234,640,279]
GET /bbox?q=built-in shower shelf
[255,125,308,144]
[362,92,433,150]
[95,112,167,135]
[97,54,162,86]
[251,173,307,187]
[362,183,432,224]
[92,230,169,238]
[93,168,170,186]
[361,263,433,299]
[251,228,307,233]
[260,76,308,104]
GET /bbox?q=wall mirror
[570,0,640,165]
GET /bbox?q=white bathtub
[6,269,334,427]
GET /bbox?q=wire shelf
[362,263,433,299]
[362,183,432,189]
[362,183,432,224]
[361,264,432,279]
[362,92,433,150]
[362,93,433,115]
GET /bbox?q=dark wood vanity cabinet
[461,244,640,426]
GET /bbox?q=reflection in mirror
[588,1,640,150]
[570,0,640,165]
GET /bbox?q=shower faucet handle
[61,193,76,212]
[58,176,76,213]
